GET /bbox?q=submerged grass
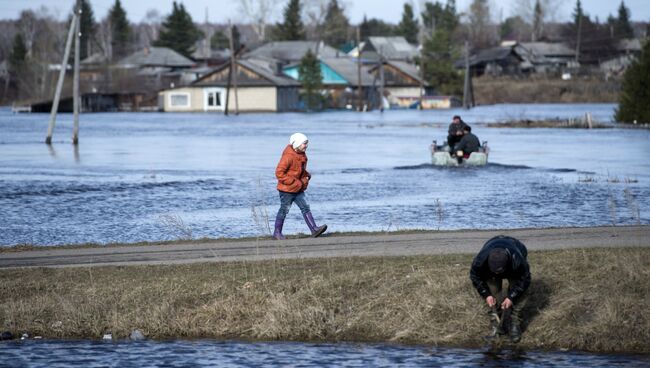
[1,247,648,353]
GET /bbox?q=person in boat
[446,115,469,152]
[273,133,328,240]
[469,235,530,343]
[454,126,481,159]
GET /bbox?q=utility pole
[379,54,385,113]
[229,22,239,115]
[575,15,582,64]
[45,3,78,144]
[72,0,81,145]
[418,51,425,110]
[462,41,474,109]
[356,27,363,112]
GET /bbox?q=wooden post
[45,9,77,144]
[418,52,425,110]
[72,0,81,145]
[379,55,385,112]
[228,23,239,115]
[356,27,363,112]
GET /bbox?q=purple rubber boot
[273,216,286,240]
[303,211,327,237]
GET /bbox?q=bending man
[469,235,531,342]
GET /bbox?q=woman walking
[273,133,327,240]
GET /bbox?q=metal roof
[365,37,419,60]
[116,47,195,68]
[244,41,341,62]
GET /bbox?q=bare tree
[237,0,278,41]
[467,0,496,49]
[513,0,560,25]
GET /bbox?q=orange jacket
[276,145,311,193]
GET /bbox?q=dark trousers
[486,277,528,325]
[447,135,461,152]
[277,191,310,220]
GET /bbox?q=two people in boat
[447,115,481,162]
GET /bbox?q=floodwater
[1,104,649,366]
[0,103,649,246]
[0,339,648,368]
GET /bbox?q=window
[207,91,221,107]
[204,88,225,111]
[169,93,190,107]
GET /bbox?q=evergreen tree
[420,29,462,96]
[273,0,305,41]
[79,0,97,59]
[615,40,650,123]
[298,49,323,111]
[359,16,395,39]
[9,33,28,72]
[572,0,586,26]
[321,0,349,49]
[419,1,461,95]
[421,0,458,35]
[154,1,203,58]
[109,0,131,60]
[614,1,634,38]
[397,3,419,44]
[532,0,543,41]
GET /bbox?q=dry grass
[1,247,648,353]
[473,76,620,104]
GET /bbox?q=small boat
[430,140,489,166]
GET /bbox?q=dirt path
[1,226,648,269]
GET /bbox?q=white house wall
[161,87,278,112]
[226,87,277,112]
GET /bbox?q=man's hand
[501,298,513,309]
[486,296,497,307]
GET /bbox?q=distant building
[283,56,379,109]
[351,37,419,63]
[159,58,300,113]
[368,60,430,108]
[456,43,534,76]
[520,42,577,72]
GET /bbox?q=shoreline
[1,246,648,353]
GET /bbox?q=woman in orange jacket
[273,133,327,240]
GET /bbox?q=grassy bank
[473,76,620,104]
[1,247,648,353]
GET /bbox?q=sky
[0,0,648,24]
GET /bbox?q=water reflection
[0,340,647,367]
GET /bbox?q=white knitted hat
[289,133,308,149]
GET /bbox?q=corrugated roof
[116,47,195,68]
[244,41,341,62]
[366,37,419,60]
[521,42,575,57]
